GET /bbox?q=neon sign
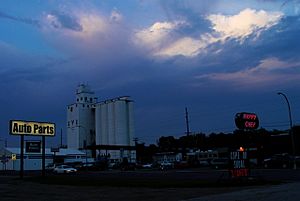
[235,112,259,130]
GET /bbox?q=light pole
[277,92,296,169]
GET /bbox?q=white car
[142,163,153,169]
[53,165,77,174]
[160,162,173,170]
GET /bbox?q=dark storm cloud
[253,16,300,59]
[47,11,83,32]
[216,15,300,71]
[260,0,300,5]
[0,11,40,27]
[159,0,213,37]
[188,15,300,92]
[0,42,70,82]
[0,10,83,32]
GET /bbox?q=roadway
[0,168,300,201]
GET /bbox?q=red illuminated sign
[230,169,249,177]
[235,112,259,130]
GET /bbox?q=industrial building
[67,84,136,163]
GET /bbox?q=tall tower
[67,84,97,152]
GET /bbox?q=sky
[0,0,300,147]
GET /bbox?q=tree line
[136,126,300,164]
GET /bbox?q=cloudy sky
[1,0,300,146]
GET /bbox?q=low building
[0,147,86,171]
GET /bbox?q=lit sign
[229,151,249,177]
[10,120,55,136]
[11,154,16,160]
[235,112,259,130]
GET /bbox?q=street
[0,168,300,200]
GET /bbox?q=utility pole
[133,138,139,146]
[60,128,63,148]
[185,107,190,136]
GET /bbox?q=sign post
[42,136,46,177]
[20,135,24,179]
[9,120,55,179]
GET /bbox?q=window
[90,98,93,102]
[70,107,73,112]
[85,97,87,102]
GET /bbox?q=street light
[277,92,296,169]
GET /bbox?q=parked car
[53,165,77,174]
[45,163,56,172]
[120,162,136,171]
[80,161,108,171]
[108,161,122,169]
[199,159,210,167]
[210,158,229,169]
[263,153,293,169]
[160,162,173,170]
[141,163,153,169]
[174,161,189,169]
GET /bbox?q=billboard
[235,112,259,130]
[10,120,55,136]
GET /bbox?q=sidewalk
[185,182,300,201]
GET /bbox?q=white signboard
[10,120,55,136]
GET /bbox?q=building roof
[3,148,85,156]
[76,84,94,95]
[55,148,85,156]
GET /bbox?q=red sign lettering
[235,112,259,130]
[243,114,256,120]
[230,169,249,177]
[245,121,256,128]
